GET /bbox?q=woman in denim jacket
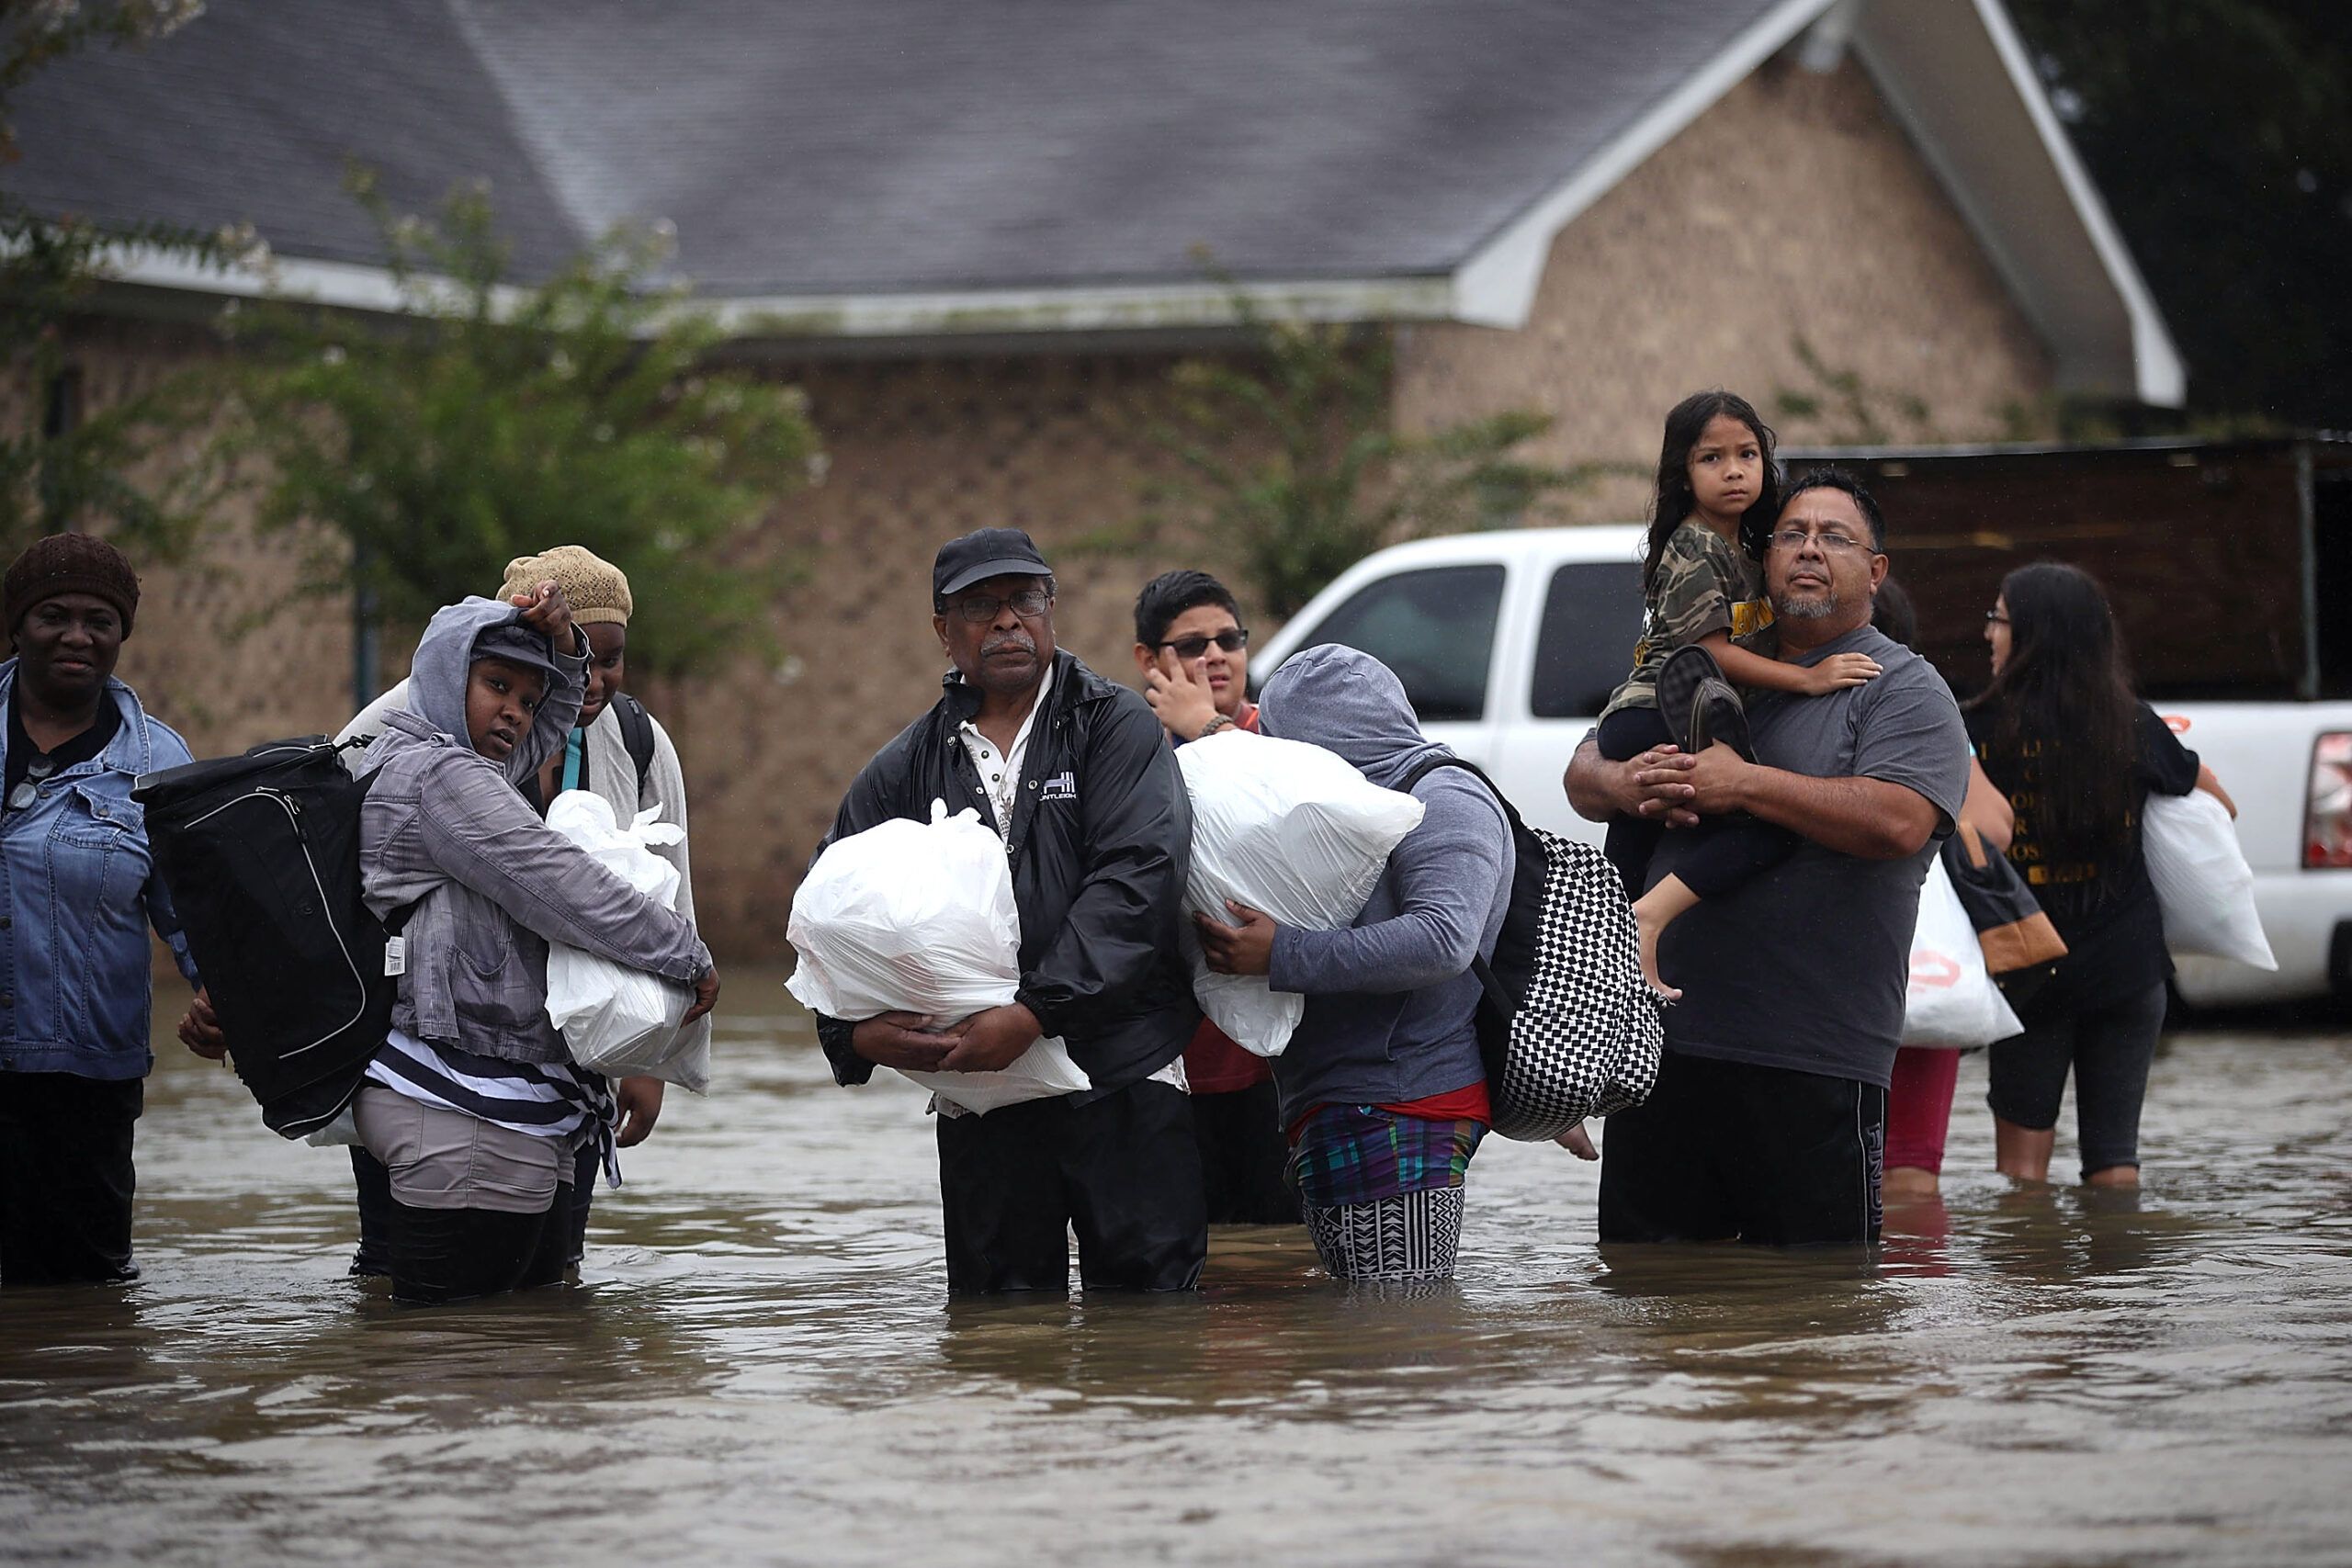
[0,535,198,1286]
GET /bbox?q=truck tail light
[2307,732,2352,869]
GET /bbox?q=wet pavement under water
[4,975,2350,1566]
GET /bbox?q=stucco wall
[1393,57,2055,525]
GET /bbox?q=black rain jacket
[811,651,1198,1103]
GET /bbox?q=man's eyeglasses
[1155,628,1250,660]
[1768,527,1876,555]
[943,588,1053,624]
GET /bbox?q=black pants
[1193,1079,1300,1225]
[1985,981,2168,1178]
[1595,706,1798,901]
[386,1198,571,1306]
[0,1071,143,1286]
[355,1126,601,1277]
[1600,1049,1885,1247]
[935,1077,1207,1293]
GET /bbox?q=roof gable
[6,0,2179,401]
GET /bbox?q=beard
[1774,588,1838,621]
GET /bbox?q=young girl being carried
[1593,390,1882,996]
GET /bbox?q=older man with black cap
[808,528,1206,1294]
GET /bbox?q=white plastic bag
[1176,729,1428,1056]
[1901,857,2024,1048]
[2143,789,2277,970]
[542,790,708,1089]
[785,801,1091,1114]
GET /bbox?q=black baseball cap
[933,527,1053,599]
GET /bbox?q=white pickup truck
[1250,438,2352,1007]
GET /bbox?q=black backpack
[133,736,401,1139]
[612,692,657,793]
[1399,756,1663,1141]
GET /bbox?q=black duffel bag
[134,736,394,1138]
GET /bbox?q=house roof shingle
[10,0,1792,297]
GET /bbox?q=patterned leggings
[1303,1186,1466,1282]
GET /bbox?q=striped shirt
[367,1027,620,1185]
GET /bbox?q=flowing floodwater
[5,977,2350,1566]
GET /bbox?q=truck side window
[1293,565,1505,722]
[1530,560,1646,718]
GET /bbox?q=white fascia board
[1966,0,2184,406]
[95,243,1457,339]
[1449,0,1841,329]
[699,276,1457,338]
[100,244,538,317]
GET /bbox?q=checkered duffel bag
[1400,758,1662,1141]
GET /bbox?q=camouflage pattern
[1601,519,1774,717]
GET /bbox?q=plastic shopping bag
[1901,857,2024,1048]
[2143,789,2277,970]
[1176,729,1427,1056]
[542,791,708,1089]
[785,801,1091,1114]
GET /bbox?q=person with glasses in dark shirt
[1565,471,1969,1247]
[1129,570,1296,1226]
[0,534,198,1285]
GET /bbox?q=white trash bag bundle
[1176,728,1428,1056]
[784,800,1091,1114]
[1900,855,2023,1049]
[542,790,708,1091]
[2143,788,2277,970]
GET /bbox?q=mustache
[981,630,1036,656]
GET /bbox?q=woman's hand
[511,578,578,652]
[1554,1122,1598,1160]
[683,964,720,1025]
[1797,652,1882,694]
[615,1076,665,1146]
[178,987,228,1061]
[1195,901,1276,976]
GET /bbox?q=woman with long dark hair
[1967,562,2232,1187]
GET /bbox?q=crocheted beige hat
[497,545,633,627]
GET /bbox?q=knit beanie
[497,545,633,627]
[5,532,141,638]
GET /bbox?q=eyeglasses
[1769,527,1876,555]
[1155,628,1250,660]
[1984,611,2011,626]
[943,588,1053,624]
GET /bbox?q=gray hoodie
[357,597,709,1065]
[1258,646,1511,1123]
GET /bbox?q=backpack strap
[1395,753,1519,1016]
[615,692,658,795]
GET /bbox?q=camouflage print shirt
[1601,518,1776,717]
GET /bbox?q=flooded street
[5,977,2351,1567]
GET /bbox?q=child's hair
[1134,569,1242,648]
[1641,389,1781,590]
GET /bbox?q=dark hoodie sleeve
[1012,693,1192,1041]
[808,747,914,1086]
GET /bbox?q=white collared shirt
[936,661,1186,1109]
[956,661,1054,840]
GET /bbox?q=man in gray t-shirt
[1566,470,1969,1247]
